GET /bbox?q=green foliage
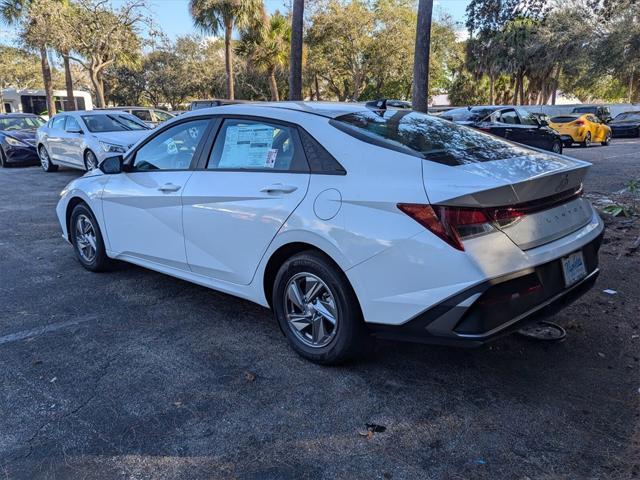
[0,45,42,89]
[448,70,489,105]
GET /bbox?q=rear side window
[133,110,153,121]
[332,110,534,166]
[550,116,579,123]
[50,115,66,130]
[497,110,520,124]
[207,119,308,172]
[298,129,345,175]
[441,107,495,122]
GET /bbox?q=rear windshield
[550,115,579,123]
[332,109,534,166]
[572,107,596,114]
[439,107,495,122]
[614,112,640,121]
[81,114,149,132]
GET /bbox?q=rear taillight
[573,120,585,126]
[397,204,494,251]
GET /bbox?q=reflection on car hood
[90,130,149,148]
[2,129,37,145]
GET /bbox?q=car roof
[0,113,39,118]
[181,101,385,120]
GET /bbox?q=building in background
[1,88,93,116]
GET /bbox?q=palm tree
[412,0,433,112]
[237,11,290,101]
[288,0,303,100]
[190,0,262,100]
[0,0,60,115]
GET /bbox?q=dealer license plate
[561,251,587,287]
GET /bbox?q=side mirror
[99,155,123,174]
[538,119,549,127]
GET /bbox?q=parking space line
[0,318,93,346]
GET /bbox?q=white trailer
[1,88,93,117]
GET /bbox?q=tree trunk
[40,46,56,116]
[289,0,304,100]
[512,75,520,104]
[0,90,4,114]
[629,68,634,104]
[518,72,525,105]
[268,68,279,101]
[314,73,321,101]
[90,69,106,108]
[224,20,235,100]
[63,52,76,111]
[489,73,495,105]
[551,64,561,105]
[412,0,433,112]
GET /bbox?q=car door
[516,108,550,149]
[588,115,604,141]
[101,117,214,271]
[491,109,522,142]
[59,116,85,167]
[46,115,67,161]
[181,117,310,285]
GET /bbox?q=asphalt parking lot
[1,140,639,479]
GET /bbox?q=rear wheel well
[263,243,348,310]
[66,197,89,241]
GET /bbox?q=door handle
[157,183,181,192]
[260,183,298,194]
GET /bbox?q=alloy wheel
[40,148,49,170]
[86,151,98,171]
[284,272,338,348]
[75,214,97,263]
[552,141,562,154]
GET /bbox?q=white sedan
[55,102,604,364]
[36,110,151,172]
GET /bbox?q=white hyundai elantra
[56,101,604,364]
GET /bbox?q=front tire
[84,150,98,171]
[581,132,591,148]
[272,251,365,364]
[551,140,563,154]
[0,147,8,168]
[70,203,111,272]
[39,145,58,172]
[601,132,611,146]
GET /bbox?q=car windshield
[614,112,640,121]
[439,107,496,122]
[333,109,534,166]
[81,114,149,132]
[0,116,45,130]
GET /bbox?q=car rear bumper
[367,231,603,347]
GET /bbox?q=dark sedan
[0,113,46,167]
[441,106,564,154]
[609,111,640,138]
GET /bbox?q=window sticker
[218,124,275,168]
[266,149,278,168]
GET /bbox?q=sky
[0,0,472,45]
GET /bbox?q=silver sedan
[36,110,151,172]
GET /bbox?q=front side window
[333,109,537,166]
[154,110,173,122]
[207,119,306,171]
[81,114,149,133]
[497,110,520,124]
[133,119,209,171]
[517,109,537,125]
[50,116,66,130]
[65,116,82,132]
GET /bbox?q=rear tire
[39,145,58,172]
[272,251,365,365]
[70,203,111,272]
[581,132,591,148]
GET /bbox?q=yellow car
[548,113,612,147]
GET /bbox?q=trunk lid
[421,151,593,250]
